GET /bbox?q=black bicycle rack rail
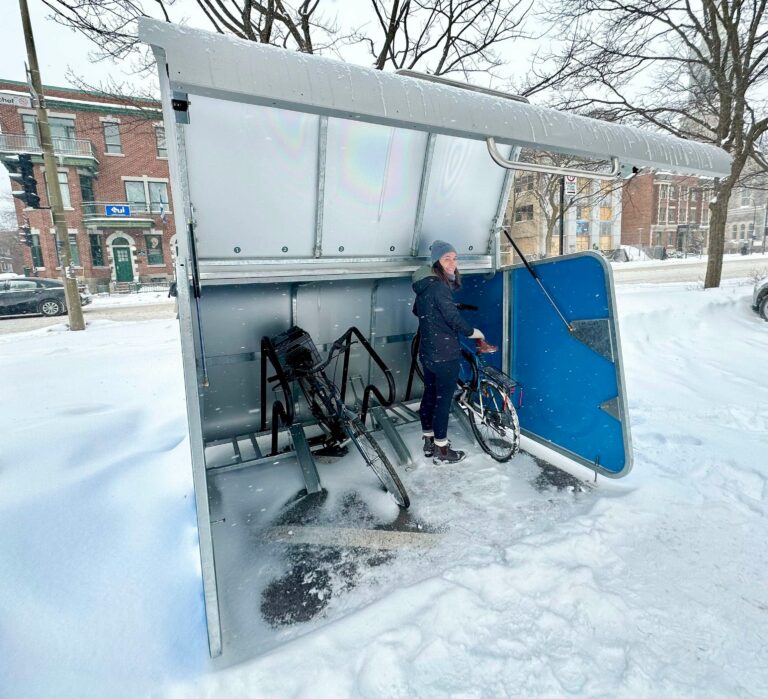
[260,325,396,457]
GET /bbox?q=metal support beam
[289,424,323,494]
[313,116,328,258]
[370,406,412,466]
[502,269,510,376]
[410,133,436,257]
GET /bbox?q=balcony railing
[0,132,97,159]
[82,201,168,219]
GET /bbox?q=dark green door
[114,246,134,282]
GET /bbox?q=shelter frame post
[410,133,436,257]
[313,116,329,258]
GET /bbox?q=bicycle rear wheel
[467,379,520,462]
[346,418,410,508]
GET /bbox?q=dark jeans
[419,357,460,441]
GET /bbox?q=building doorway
[112,237,134,282]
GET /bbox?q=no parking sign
[564,175,578,196]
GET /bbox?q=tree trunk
[704,185,730,289]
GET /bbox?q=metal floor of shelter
[203,408,588,667]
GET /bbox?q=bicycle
[409,304,521,462]
[268,326,410,509]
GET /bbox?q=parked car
[753,275,768,321]
[0,277,92,318]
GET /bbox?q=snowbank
[0,284,766,698]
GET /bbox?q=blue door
[509,252,631,477]
[455,253,632,478]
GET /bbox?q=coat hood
[412,264,438,294]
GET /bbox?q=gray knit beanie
[430,240,457,264]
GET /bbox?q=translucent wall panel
[184,96,319,259]
[418,136,510,257]
[322,120,427,256]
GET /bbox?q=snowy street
[1,279,767,698]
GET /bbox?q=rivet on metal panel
[234,247,241,254]
[469,245,474,251]
[339,246,344,252]
[282,246,288,253]
[390,246,395,252]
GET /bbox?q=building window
[599,221,613,236]
[514,174,534,193]
[599,206,612,221]
[55,233,80,266]
[155,126,167,157]
[740,188,752,207]
[125,181,148,211]
[44,171,72,209]
[22,115,75,144]
[103,121,122,154]
[576,220,590,235]
[144,234,164,265]
[578,206,591,220]
[740,224,746,239]
[89,233,105,266]
[148,182,169,213]
[80,174,95,215]
[31,233,43,267]
[514,204,534,222]
[124,179,169,213]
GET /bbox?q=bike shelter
[139,19,731,660]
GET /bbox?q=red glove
[475,339,498,354]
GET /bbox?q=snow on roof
[139,18,731,178]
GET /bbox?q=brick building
[0,80,176,289]
[621,172,713,253]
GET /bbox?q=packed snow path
[0,281,766,698]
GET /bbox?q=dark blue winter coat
[412,265,474,362]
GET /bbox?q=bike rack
[259,334,323,495]
[335,326,395,423]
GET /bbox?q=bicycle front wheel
[467,379,520,462]
[347,419,410,509]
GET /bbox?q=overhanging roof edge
[139,18,732,179]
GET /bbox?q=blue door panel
[511,253,631,477]
[443,255,631,478]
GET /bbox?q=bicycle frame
[456,335,519,417]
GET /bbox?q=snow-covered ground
[1,280,767,698]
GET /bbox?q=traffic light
[19,224,33,247]
[8,154,41,209]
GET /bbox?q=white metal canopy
[139,18,731,178]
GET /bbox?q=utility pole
[18,0,84,330]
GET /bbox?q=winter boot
[433,442,466,465]
[423,435,435,458]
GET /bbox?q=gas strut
[502,229,573,333]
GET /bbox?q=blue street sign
[105,204,131,217]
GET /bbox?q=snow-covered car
[753,275,768,321]
[0,277,92,317]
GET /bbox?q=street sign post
[105,204,131,217]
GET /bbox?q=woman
[412,240,486,464]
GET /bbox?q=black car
[0,277,92,317]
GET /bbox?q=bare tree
[539,0,768,288]
[506,151,624,257]
[42,1,535,83]
[365,0,533,79]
